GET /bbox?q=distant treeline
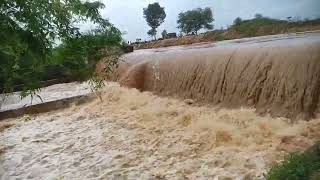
[143,3,214,40]
[140,2,320,44]
[134,16,320,49]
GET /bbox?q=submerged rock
[184,99,195,105]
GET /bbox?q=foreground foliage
[0,0,122,96]
[52,27,122,81]
[266,142,320,180]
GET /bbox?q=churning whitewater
[1,83,320,179]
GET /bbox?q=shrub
[0,0,122,96]
[265,141,320,180]
[215,34,225,41]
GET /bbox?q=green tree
[147,29,157,39]
[233,17,242,26]
[52,27,122,81]
[0,0,122,96]
[143,3,166,40]
[177,8,214,35]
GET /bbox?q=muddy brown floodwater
[1,83,320,179]
[116,32,320,119]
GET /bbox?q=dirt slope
[116,33,320,120]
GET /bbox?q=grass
[265,141,320,180]
[232,17,286,36]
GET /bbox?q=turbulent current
[1,83,320,179]
[115,32,320,119]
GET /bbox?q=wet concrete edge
[0,95,96,121]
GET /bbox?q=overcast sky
[81,0,320,41]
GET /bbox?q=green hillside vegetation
[232,17,286,36]
[230,16,320,37]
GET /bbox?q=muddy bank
[1,83,320,179]
[116,32,320,119]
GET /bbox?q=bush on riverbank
[266,141,320,180]
[0,0,123,95]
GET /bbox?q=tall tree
[143,3,166,40]
[0,0,122,96]
[147,29,157,39]
[177,7,214,35]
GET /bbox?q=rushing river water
[1,82,319,179]
[117,31,320,119]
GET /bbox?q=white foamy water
[1,83,320,179]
